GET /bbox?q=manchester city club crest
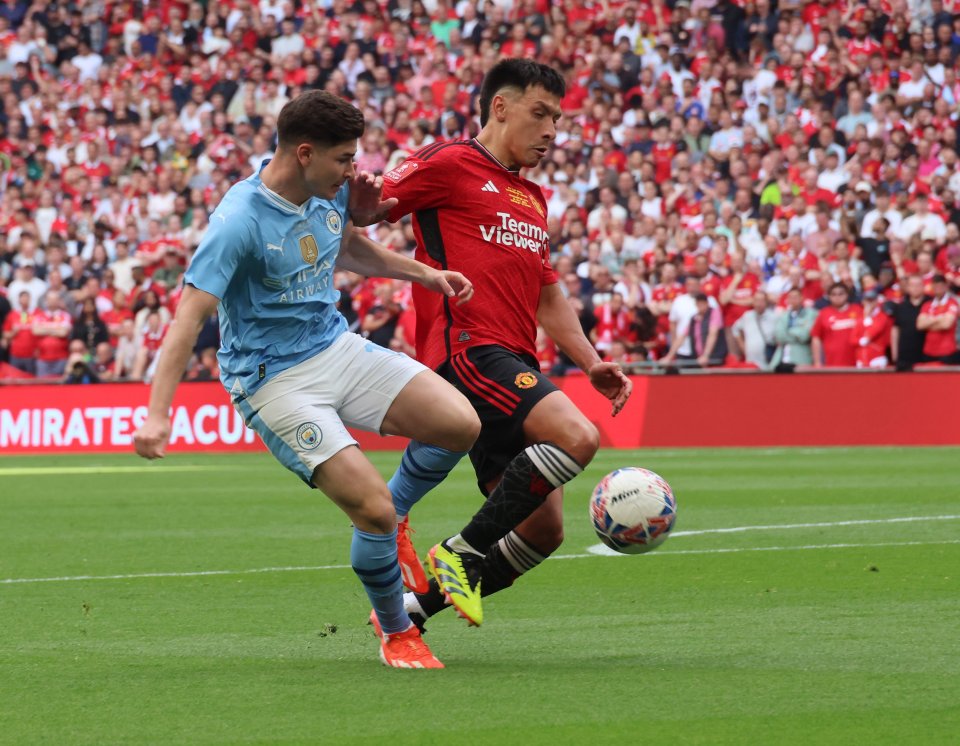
[326,209,342,235]
[296,422,322,450]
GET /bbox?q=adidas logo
[458,331,471,342]
[481,180,500,193]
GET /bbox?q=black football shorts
[439,344,559,491]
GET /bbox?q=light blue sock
[351,527,408,635]
[388,441,467,518]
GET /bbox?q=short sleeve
[185,211,254,300]
[382,154,451,222]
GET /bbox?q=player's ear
[492,92,509,123]
[295,142,313,166]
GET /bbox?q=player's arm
[791,312,815,343]
[537,282,631,416]
[699,321,720,366]
[916,309,934,330]
[810,335,823,367]
[719,275,741,305]
[933,309,958,330]
[337,226,473,304]
[890,326,899,363]
[134,285,219,459]
[773,314,790,345]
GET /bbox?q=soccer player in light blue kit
[133,91,480,669]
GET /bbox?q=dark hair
[276,91,365,148]
[478,59,566,127]
[828,282,849,296]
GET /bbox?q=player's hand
[423,269,474,306]
[134,414,171,460]
[348,171,398,227]
[587,362,632,417]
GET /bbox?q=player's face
[501,85,562,169]
[301,140,357,199]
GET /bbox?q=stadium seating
[2,0,959,382]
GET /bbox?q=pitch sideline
[2,512,959,585]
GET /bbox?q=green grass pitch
[2,447,958,745]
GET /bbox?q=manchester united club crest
[299,234,319,264]
[515,372,538,389]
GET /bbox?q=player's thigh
[310,446,395,534]
[237,379,358,487]
[523,390,600,467]
[379,368,479,453]
[448,345,558,488]
[334,335,473,443]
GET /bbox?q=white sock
[446,533,484,557]
[404,592,430,616]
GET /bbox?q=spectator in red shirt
[591,291,634,356]
[719,250,761,356]
[130,309,168,382]
[31,289,72,378]
[2,290,37,375]
[854,288,893,368]
[917,275,960,363]
[811,283,863,368]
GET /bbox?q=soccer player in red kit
[379,59,631,628]
[811,283,862,367]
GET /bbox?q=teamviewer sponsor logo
[479,212,548,253]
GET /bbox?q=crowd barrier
[1,372,959,454]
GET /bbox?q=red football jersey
[811,305,862,367]
[30,309,71,362]
[2,309,36,358]
[920,296,959,357]
[854,305,892,366]
[383,140,557,370]
[720,272,760,327]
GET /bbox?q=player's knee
[445,397,481,452]
[352,488,396,534]
[556,419,600,467]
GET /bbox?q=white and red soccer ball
[590,467,677,554]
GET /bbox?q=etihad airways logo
[480,212,548,254]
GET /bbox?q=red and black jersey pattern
[383,139,557,371]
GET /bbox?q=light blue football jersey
[185,162,350,399]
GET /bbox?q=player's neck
[475,132,520,172]
[260,157,310,207]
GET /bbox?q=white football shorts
[233,331,427,485]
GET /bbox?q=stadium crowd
[2,0,960,384]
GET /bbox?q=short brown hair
[276,91,365,148]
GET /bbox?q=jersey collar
[256,159,308,216]
[471,139,521,174]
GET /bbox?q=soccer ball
[589,467,677,554]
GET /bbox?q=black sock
[478,530,550,596]
[458,443,581,553]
